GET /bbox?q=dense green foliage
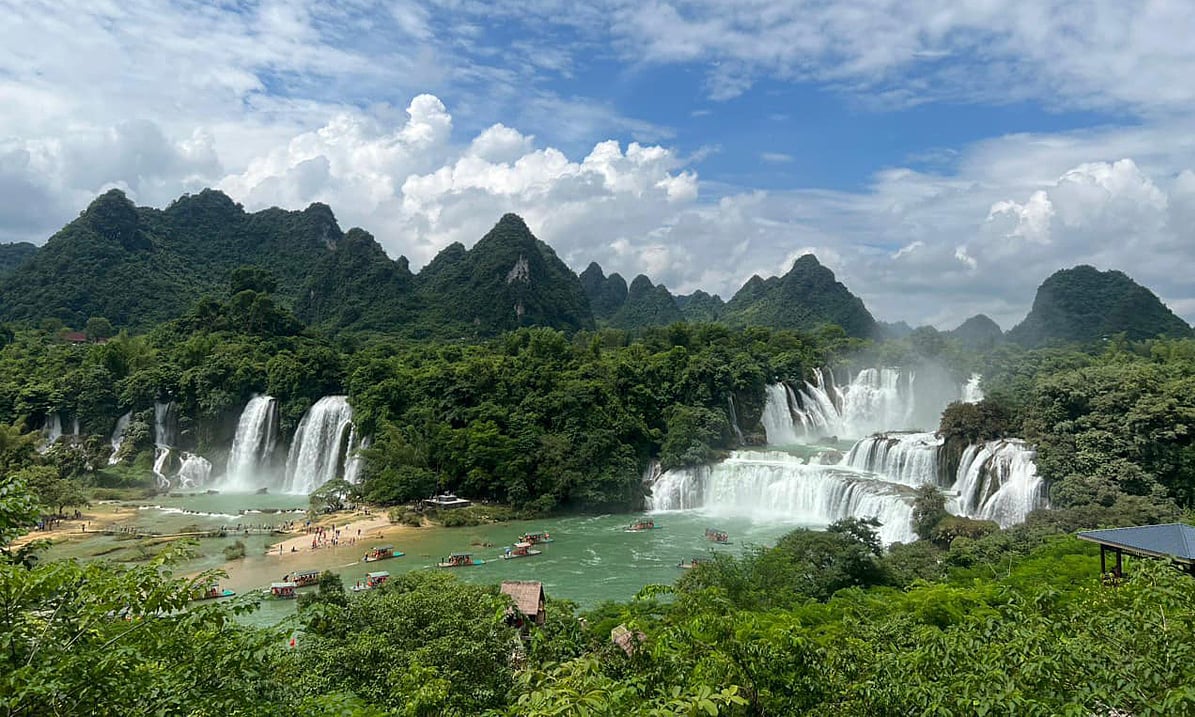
[676,289,726,323]
[947,312,1005,351]
[608,275,685,330]
[0,242,36,277]
[1008,265,1193,347]
[721,255,878,339]
[578,262,628,320]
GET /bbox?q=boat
[677,557,708,569]
[351,571,390,592]
[519,531,554,545]
[437,552,486,568]
[625,518,658,532]
[362,544,404,562]
[705,528,732,545]
[192,584,235,601]
[501,542,542,560]
[267,581,298,599]
[288,570,321,588]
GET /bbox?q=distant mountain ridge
[1008,266,1193,347]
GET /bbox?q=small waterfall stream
[108,411,132,465]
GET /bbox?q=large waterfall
[775,368,918,441]
[283,396,355,494]
[108,411,132,465]
[649,451,917,544]
[221,395,279,491]
[843,432,944,488]
[948,440,1047,528]
[761,384,800,445]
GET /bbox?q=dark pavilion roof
[1077,523,1195,563]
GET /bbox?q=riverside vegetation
[1,193,1195,714]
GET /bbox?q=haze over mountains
[0,189,1190,346]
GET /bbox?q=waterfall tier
[283,396,355,494]
[949,439,1047,528]
[761,384,799,445]
[843,432,944,488]
[221,395,279,491]
[176,453,212,488]
[154,401,178,448]
[649,450,916,544]
[108,411,132,465]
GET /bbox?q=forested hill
[0,189,348,329]
[0,242,37,277]
[1008,265,1193,347]
[722,254,879,338]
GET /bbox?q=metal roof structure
[1077,523,1195,564]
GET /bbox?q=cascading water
[108,411,132,465]
[40,413,64,452]
[283,396,355,494]
[175,453,212,488]
[761,384,800,445]
[843,432,944,488]
[154,401,177,448]
[649,450,917,544]
[727,395,745,444]
[152,448,172,490]
[343,434,370,485]
[948,439,1047,528]
[221,395,279,491]
[961,374,984,404]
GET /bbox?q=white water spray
[283,396,355,494]
[221,395,279,491]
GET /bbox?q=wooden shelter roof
[500,580,544,618]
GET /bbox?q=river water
[47,492,823,626]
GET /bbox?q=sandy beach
[262,512,397,557]
[10,502,136,549]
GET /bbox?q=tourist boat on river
[192,583,235,601]
[438,552,485,568]
[625,518,658,532]
[502,542,542,560]
[705,528,731,544]
[287,570,321,588]
[362,544,404,562]
[352,571,390,592]
[519,531,554,544]
[677,557,708,569]
[267,581,298,599]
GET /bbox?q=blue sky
[1,0,1194,328]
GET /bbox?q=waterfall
[152,447,172,490]
[726,395,745,444]
[221,395,279,491]
[70,416,80,436]
[787,367,915,440]
[108,411,132,465]
[648,450,916,544]
[343,434,370,485]
[843,432,943,488]
[283,396,355,494]
[761,384,799,445]
[176,453,212,488]
[948,439,1047,528]
[961,374,984,404]
[154,401,177,448]
[40,413,64,452]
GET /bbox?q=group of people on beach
[308,524,364,551]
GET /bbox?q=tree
[20,466,88,516]
[912,483,949,542]
[85,316,114,341]
[309,479,353,514]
